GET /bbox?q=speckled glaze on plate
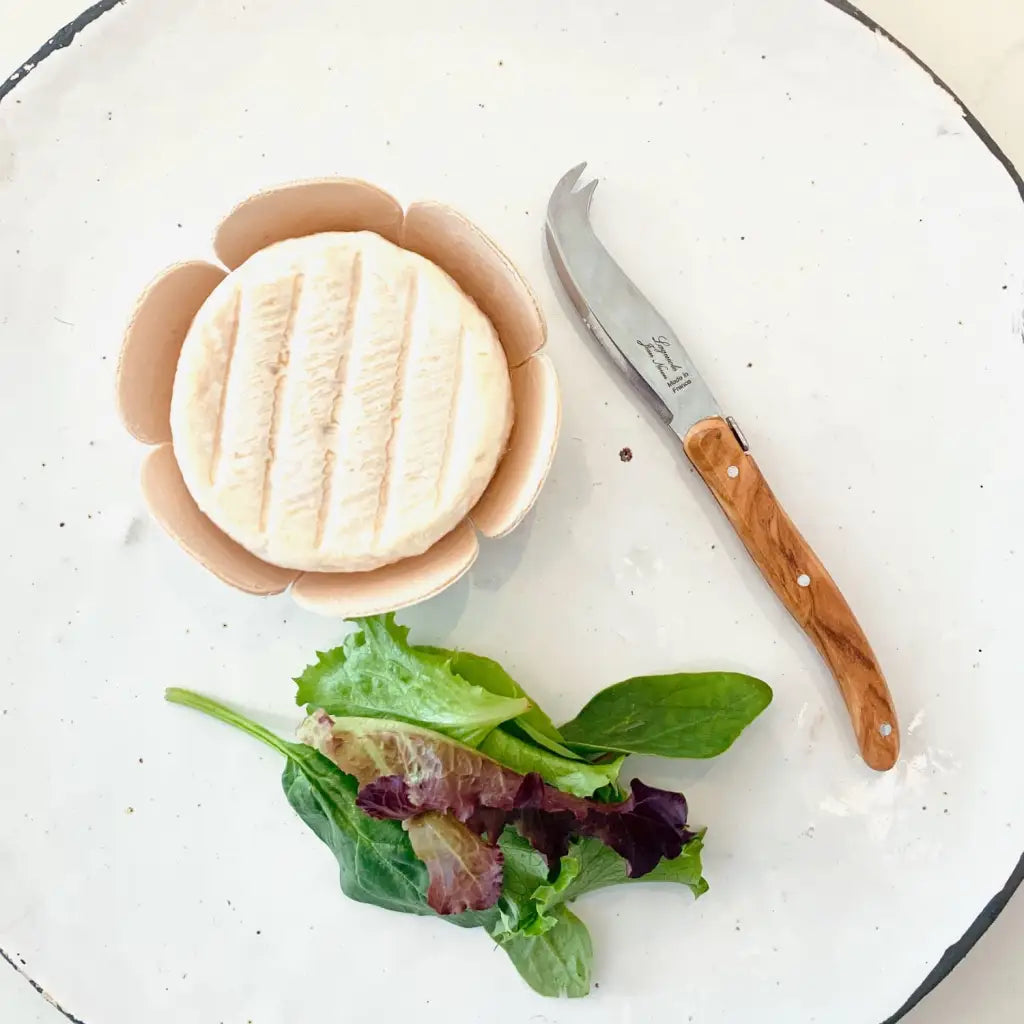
[1,2,1023,1023]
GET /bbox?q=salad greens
[299,713,695,878]
[168,614,772,997]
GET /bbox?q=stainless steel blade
[545,163,721,436]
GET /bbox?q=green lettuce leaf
[419,646,582,760]
[560,672,772,758]
[478,727,624,799]
[494,832,707,943]
[488,831,558,938]
[293,615,528,747]
[537,830,709,917]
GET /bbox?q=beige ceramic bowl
[116,178,560,616]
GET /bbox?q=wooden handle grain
[683,416,899,771]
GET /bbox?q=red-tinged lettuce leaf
[404,813,504,915]
[300,713,693,878]
[510,774,693,876]
[299,711,523,814]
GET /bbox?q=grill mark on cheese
[373,271,418,543]
[259,272,304,533]
[208,288,242,486]
[436,322,464,508]
[315,250,364,549]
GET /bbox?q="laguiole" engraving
[636,336,692,394]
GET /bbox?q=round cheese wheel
[170,231,513,572]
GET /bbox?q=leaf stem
[164,687,292,758]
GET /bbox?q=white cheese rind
[170,231,513,572]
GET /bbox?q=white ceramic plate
[2,2,1023,1022]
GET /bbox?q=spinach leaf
[495,905,593,998]
[560,672,772,758]
[293,615,528,747]
[281,756,436,917]
[479,727,624,799]
[418,646,582,760]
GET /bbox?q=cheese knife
[545,163,899,771]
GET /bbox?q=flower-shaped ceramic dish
[115,178,560,616]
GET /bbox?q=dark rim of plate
[1,2,1021,1022]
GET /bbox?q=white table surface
[1,3,1021,1022]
